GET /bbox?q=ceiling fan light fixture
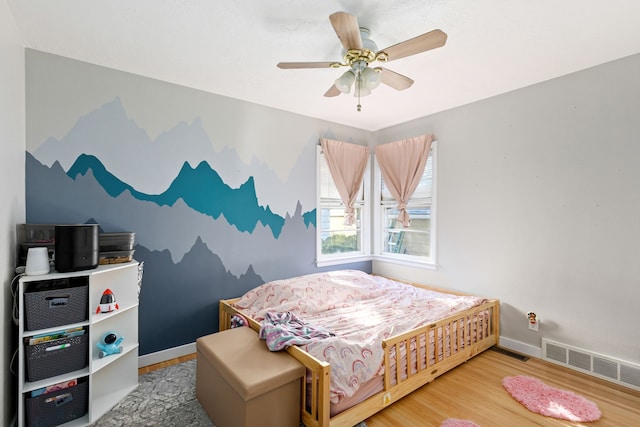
[335,70,355,93]
[362,67,381,90]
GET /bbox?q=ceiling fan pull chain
[357,69,362,111]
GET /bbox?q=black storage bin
[25,377,88,427]
[24,277,89,331]
[25,329,89,382]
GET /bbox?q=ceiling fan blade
[324,84,341,97]
[277,61,336,69]
[379,67,414,91]
[379,29,447,62]
[329,11,363,50]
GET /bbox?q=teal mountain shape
[67,153,287,237]
[303,209,316,228]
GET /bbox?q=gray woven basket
[25,378,88,427]
[24,283,88,331]
[25,333,88,382]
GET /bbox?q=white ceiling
[7,0,640,131]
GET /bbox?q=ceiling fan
[277,11,447,111]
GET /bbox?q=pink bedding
[232,270,487,405]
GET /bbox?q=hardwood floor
[139,348,640,426]
[365,348,640,427]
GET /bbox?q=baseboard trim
[138,342,196,368]
[499,336,542,359]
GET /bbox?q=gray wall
[1,1,26,425]
[374,53,640,364]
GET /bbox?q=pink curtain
[374,134,433,227]
[320,139,369,226]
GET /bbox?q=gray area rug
[91,359,214,426]
[91,359,368,427]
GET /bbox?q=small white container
[25,247,50,276]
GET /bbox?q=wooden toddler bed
[219,270,499,427]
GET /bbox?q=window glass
[320,206,361,254]
[383,207,431,257]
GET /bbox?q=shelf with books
[17,261,139,427]
[22,368,91,395]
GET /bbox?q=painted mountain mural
[25,98,371,354]
[32,97,317,217]
[67,154,287,237]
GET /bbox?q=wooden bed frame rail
[219,297,500,427]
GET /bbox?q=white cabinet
[17,262,140,427]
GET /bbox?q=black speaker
[55,225,99,273]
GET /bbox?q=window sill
[316,254,372,268]
[373,254,437,270]
[317,254,437,270]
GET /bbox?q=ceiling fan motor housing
[341,28,387,68]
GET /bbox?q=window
[316,146,370,266]
[316,141,435,268]
[374,145,435,267]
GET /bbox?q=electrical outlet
[527,311,539,332]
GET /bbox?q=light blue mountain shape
[66,153,288,238]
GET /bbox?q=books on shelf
[30,378,78,397]
[26,326,85,345]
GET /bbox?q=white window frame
[316,145,372,267]
[372,143,437,269]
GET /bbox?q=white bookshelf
[17,262,140,427]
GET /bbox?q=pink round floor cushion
[502,375,601,422]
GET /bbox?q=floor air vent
[491,346,529,361]
[542,338,640,391]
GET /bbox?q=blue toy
[96,331,124,358]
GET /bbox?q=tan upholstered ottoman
[196,326,305,427]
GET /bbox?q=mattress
[232,270,488,405]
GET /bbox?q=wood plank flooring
[365,348,640,427]
[140,348,640,426]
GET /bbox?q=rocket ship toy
[96,288,119,313]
